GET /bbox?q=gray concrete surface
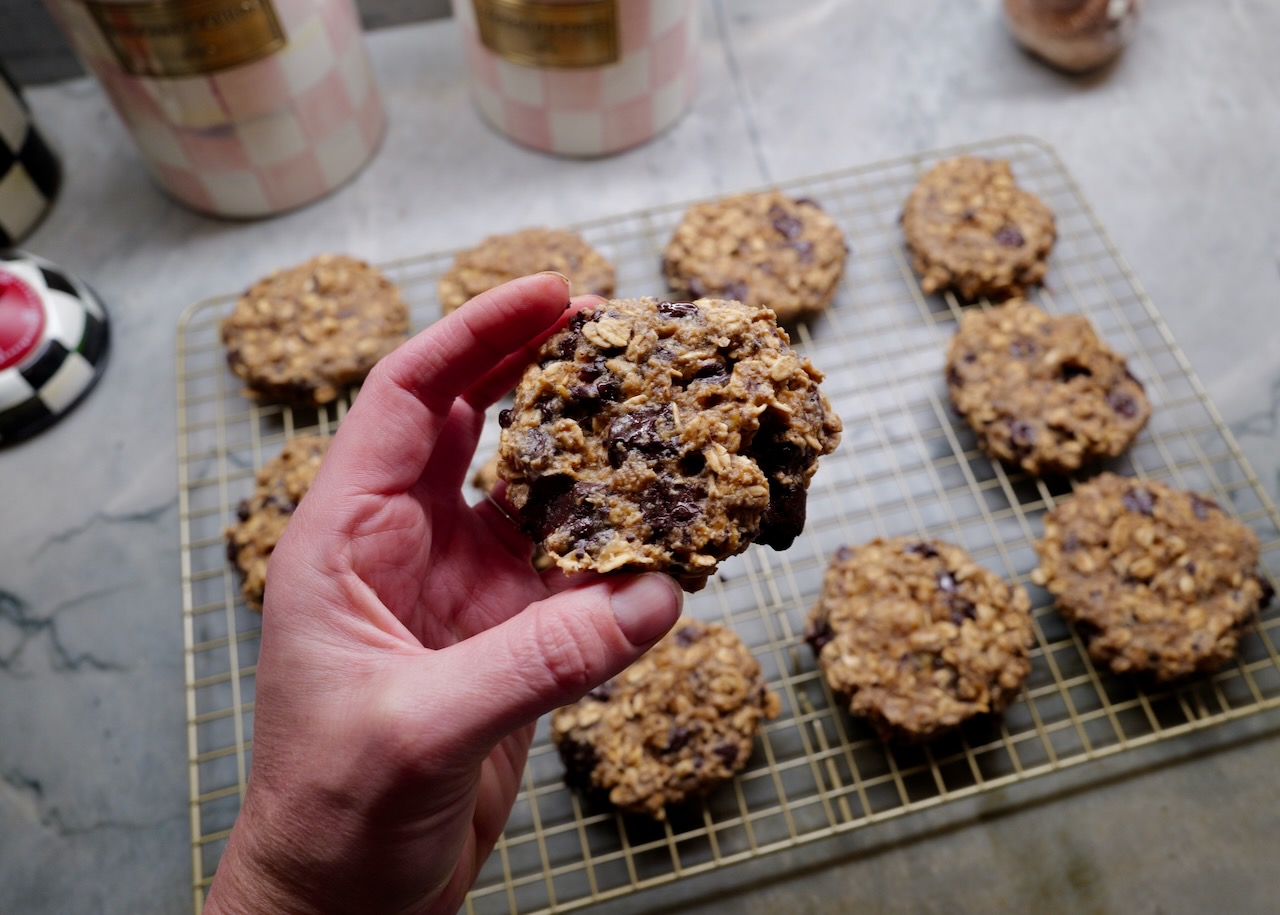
[3,2,1278,913]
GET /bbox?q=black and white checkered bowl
[0,251,109,445]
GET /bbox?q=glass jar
[44,0,386,217]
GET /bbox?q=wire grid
[176,136,1280,914]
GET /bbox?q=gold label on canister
[473,0,619,69]
[85,0,287,79]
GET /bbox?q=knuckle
[529,611,607,698]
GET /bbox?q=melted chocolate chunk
[658,300,700,319]
[805,619,835,654]
[1121,486,1156,516]
[674,624,704,647]
[1060,362,1093,382]
[1189,494,1219,520]
[757,480,807,549]
[1009,420,1037,450]
[1108,391,1140,419]
[236,500,251,522]
[639,480,704,536]
[558,738,598,788]
[994,225,1026,248]
[711,741,739,767]
[605,405,676,469]
[768,204,804,240]
[665,725,692,754]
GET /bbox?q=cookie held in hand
[498,297,841,590]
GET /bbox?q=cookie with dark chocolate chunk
[1033,473,1272,681]
[805,537,1034,742]
[438,227,615,315]
[902,157,1056,299]
[662,191,848,324]
[225,434,330,611]
[497,297,842,590]
[221,254,409,405]
[945,299,1149,475]
[551,618,780,819]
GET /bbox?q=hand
[205,273,683,915]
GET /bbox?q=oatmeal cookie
[551,618,780,819]
[662,191,848,324]
[945,299,1150,475]
[1033,473,1273,681]
[225,434,331,611]
[497,297,842,591]
[438,227,615,315]
[805,537,1034,741]
[902,157,1056,299]
[221,254,409,405]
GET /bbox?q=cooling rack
[176,136,1280,914]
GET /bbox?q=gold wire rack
[176,136,1280,914]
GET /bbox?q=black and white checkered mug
[0,64,61,248]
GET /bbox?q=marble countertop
[4,1,1279,912]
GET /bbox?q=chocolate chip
[936,570,957,593]
[946,365,962,388]
[524,476,606,545]
[498,408,513,428]
[1259,575,1276,608]
[666,725,692,753]
[949,599,977,626]
[1010,338,1038,358]
[1108,391,1140,418]
[236,500,251,522]
[1060,362,1092,382]
[805,620,834,654]
[225,540,240,562]
[675,624,703,647]
[1009,420,1037,450]
[542,330,579,365]
[1121,486,1156,516]
[906,541,939,558]
[768,204,804,240]
[712,742,739,767]
[994,225,1025,248]
[1189,494,1219,520]
[658,300,700,319]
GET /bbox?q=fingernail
[610,574,683,646]
[536,270,571,288]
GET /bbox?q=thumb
[435,574,683,754]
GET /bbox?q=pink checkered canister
[45,0,385,218]
[453,0,699,157]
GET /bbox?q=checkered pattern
[0,252,109,445]
[0,66,60,247]
[455,0,699,156]
[47,0,383,217]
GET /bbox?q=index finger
[321,272,573,497]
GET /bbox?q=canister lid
[0,251,110,445]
